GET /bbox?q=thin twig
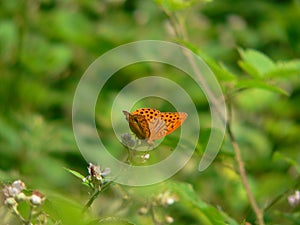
[227,103,265,225]
[264,176,300,212]
[161,8,184,40]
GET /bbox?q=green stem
[82,181,113,213]
[83,189,101,213]
[161,9,184,39]
[149,204,162,225]
[11,205,26,224]
[265,176,300,211]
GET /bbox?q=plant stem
[83,189,101,213]
[149,204,162,225]
[11,206,26,224]
[227,106,265,225]
[265,176,300,211]
[82,181,113,213]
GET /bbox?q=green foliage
[1,0,300,224]
[155,0,210,12]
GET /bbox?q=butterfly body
[123,108,187,142]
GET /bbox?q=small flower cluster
[121,133,151,164]
[139,190,178,224]
[121,133,136,148]
[2,180,46,224]
[288,190,300,207]
[154,190,178,207]
[2,180,45,207]
[83,163,111,191]
[121,133,153,150]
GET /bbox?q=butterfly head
[123,111,150,140]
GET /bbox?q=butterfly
[123,108,187,143]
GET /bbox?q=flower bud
[2,180,26,198]
[30,191,45,206]
[15,192,27,202]
[138,206,148,215]
[165,215,174,223]
[4,197,17,206]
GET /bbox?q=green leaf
[235,79,289,96]
[238,48,276,77]
[183,41,237,81]
[64,167,85,180]
[18,77,63,110]
[94,217,135,225]
[20,34,72,76]
[238,60,261,78]
[273,152,300,174]
[265,60,300,78]
[154,0,210,12]
[44,192,94,225]
[0,20,18,63]
[166,182,239,225]
[0,116,20,149]
[40,10,96,48]
[200,52,237,82]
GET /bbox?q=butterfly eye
[133,117,139,123]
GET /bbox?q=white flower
[143,153,150,160]
[15,192,27,202]
[2,180,26,198]
[87,163,111,181]
[156,191,178,206]
[30,191,45,206]
[288,190,300,207]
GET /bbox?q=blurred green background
[1,0,300,224]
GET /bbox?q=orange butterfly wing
[160,112,188,136]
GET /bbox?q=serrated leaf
[64,167,85,180]
[235,80,289,96]
[238,48,276,77]
[265,60,300,78]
